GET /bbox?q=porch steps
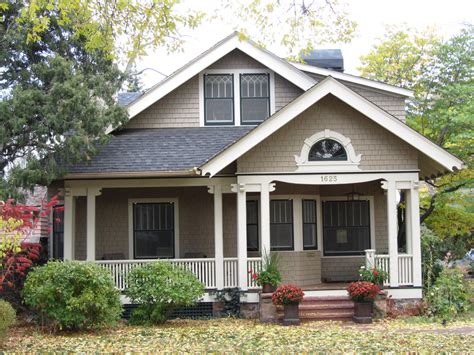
[277,295,355,322]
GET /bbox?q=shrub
[251,252,281,287]
[0,299,15,346]
[426,267,470,321]
[272,284,304,305]
[359,265,388,285]
[347,281,380,302]
[23,261,122,331]
[125,262,205,325]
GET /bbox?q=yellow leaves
[5,318,474,352]
[0,217,24,258]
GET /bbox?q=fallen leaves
[4,317,474,353]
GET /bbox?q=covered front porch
[57,171,422,297]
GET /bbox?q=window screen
[322,200,370,256]
[246,200,259,251]
[270,200,293,250]
[303,199,317,250]
[240,74,270,124]
[133,202,175,259]
[204,74,234,125]
[52,205,64,259]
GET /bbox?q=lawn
[4,318,474,353]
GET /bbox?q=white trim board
[200,77,463,176]
[112,32,315,132]
[290,62,413,97]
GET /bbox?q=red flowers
[272,284,304,306]
[347,281,380,302]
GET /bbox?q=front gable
[237,95,419,173]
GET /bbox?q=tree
[358,25,474,257]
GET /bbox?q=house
[48,32,463,313]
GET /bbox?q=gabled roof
[291,62,413,97]
[112,32,316,133]
[199,77,463,176]
[66,127,252,178]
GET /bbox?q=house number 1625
[320,175,337,182]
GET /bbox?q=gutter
[64,169,202,180]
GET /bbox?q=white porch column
[260,183,271,257]
[236,183,248,290]
[63,189,75,260]
[213,185,224,290]
[86,188,101,261]
[409,183,422,287]
[386,180,399,287]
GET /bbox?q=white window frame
[319,195,375,258]
[128,198,180,259]
[199,68,276,127]
[295,129,362,172]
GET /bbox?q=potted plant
[272,284,305,326]
[251,252,281,293]
[347,281,380,324]
[359,265,389,288]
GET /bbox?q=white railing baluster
[374,254,413,286]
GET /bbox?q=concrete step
[302,295,352,302]
[276,302,354,311]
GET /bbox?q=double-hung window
[133,202,175,259]
[240,74,270,124]
[270,199,294,250]
[204,74,234,125]
[246,200,259,251]
[302,199,317,250]
[322,200,370,256]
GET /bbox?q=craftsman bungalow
[49,33,463,307]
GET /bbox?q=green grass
[5,318,474,352]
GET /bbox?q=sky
[136,0,473,89]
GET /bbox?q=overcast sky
[136,0,473,89]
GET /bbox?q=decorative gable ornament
[294,129,362,172]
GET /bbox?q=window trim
[203,73,235,126]
[240,73,271,125]
[320,195,375,258]
[199,69,276,127]
[128,198,180,259]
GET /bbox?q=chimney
[301,49,344,72]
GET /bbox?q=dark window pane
[322,201,370,255]
[270,200,293,250]
[134,203,174,259]
[205,99,233,123]
[241,98,269,123]
[309,139,347,161]
[246,200,259,251]
[52,206,64,259]
[303,200,317,249]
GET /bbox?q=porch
[57,171,422,296]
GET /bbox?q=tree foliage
[358,25,474,246]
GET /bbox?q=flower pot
[353,301,373,324]
[283,303,300,326]
[262,284,277,293]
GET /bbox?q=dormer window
[201,70,274,126]
[204,74,234,125]
[240,74,270,125]
[309,139,347,161]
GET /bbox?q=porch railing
[367,251,413,286]
[97,257,263,291]
[96,258,216,291]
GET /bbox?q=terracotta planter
[353,301,373,324]
[262,284,277,293]
[283,303,301,326]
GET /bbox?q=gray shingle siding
[68,127,252,174]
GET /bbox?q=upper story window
[240,74,270,125]
[204,74,234,125]
[308,139,348,161]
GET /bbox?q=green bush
[0,299,16,346]
[426,267,470,321]
[23,261,122,331]
[125,262,205,325]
